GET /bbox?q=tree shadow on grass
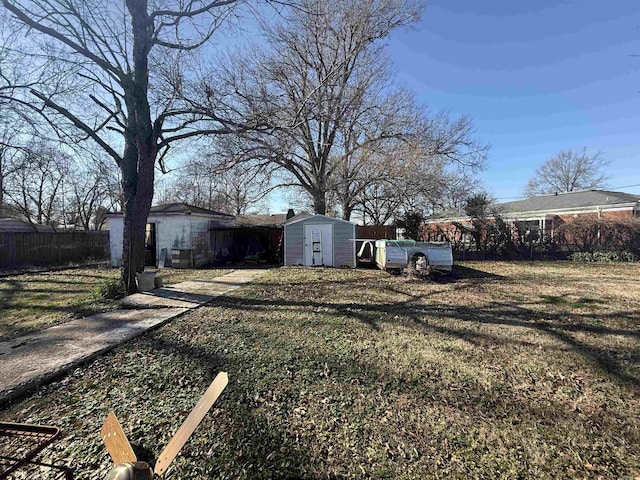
[211,289,640,388]
[127,319,637,478]
[434,264,505,283]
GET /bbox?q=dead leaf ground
[1,261,638,479]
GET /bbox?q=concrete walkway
[0,269,266,405]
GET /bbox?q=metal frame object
[0,371,228,479]
[0,422,73,479]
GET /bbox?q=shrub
[568,251,638,263]
[397,211,425,240]
[92,278,126,300]
[558,218,640,254]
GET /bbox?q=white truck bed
[373,239,453,273]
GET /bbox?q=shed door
[304,224,333,266]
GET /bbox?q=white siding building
[106,203,234,267]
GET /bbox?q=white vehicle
[372,239,453,274]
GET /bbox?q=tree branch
[30,89,122,166]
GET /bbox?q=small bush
[92,278,126,300]
[569,251,638,263]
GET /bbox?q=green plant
[397,211,424,240]
[92,278,126,300]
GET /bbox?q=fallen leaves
[0,262,639,479]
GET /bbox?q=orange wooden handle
[154,372,228,476]
[101,412,137,466]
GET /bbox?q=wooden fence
[0,231,109,268]
[356,225,396,240]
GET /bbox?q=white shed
[283,213,356,267]
[106,203,234,267]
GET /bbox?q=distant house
[106,204,293,268]
[0,218,56,233]
[424,190,640,243]
[106,203,235,267]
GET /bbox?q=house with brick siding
[423,190,640,244]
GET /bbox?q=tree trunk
[312,190,326,215]
[0,172,3,216]
[120,0,157,294]
[341,200,352,221]
[120,145,155,293]
[121,195,149,293]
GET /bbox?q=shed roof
[283,212,313,225]
[283,213,355,226]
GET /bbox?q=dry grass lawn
[0,267,232,340]
[0,261,638,479]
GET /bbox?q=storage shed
[283,213,356,267]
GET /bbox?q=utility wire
[609,183,640,190]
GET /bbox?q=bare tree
[330,88,418,221]
[211,0,488,221]
[344,115,487,223]
[168,155,273,214]
[217,166,272,215]
[2,0,256,292]
[358,180,405,225]
[525,148,609,197]
[222,0,424,215]
[0,123,24,216]
[3,140,70,226]
[354,150,444,225]
[433,169,482,215]
[66,150,122,230]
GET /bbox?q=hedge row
[568,251,638,263]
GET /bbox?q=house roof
[283,212,313,225]
[235,214,287,227]
[499,190,640,214]
[425,189,640,223]
[106,203,233,217]
[149,203,233,216]
[0,218,56,232]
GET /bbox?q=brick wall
[424,207,638,249]
[556,209,635,223]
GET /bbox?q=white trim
[501,203,638,219]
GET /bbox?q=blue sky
[387,0,640,200]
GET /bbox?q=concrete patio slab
[0,268,267,405]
